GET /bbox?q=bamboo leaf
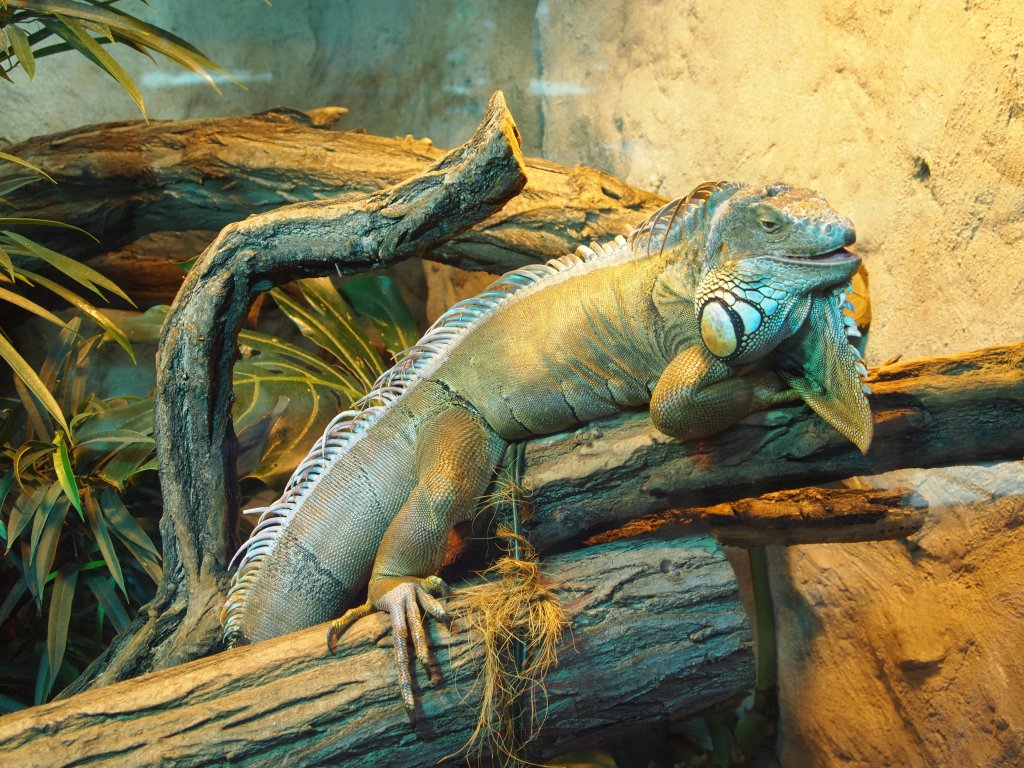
[6,485,43,548]
[3,231,131,303]
[46,563,78,698]
[29,482,63,568]
[0,246,15,281]
[85,574,128,632]
[32,497,69,601]
[0,285,71,329]
[0,217,98,240]
[33,652,50,706]
[0,332,70,434]
[338,275,419,354]
[100,488,159,558]
[83,488,123,594]
[27,273,135,362]
[0,151,55,184]
[74,428,154,450]
[52,431,83,518]
[0,579,28,627]
[49,14,145,116]
[6,23,34,80]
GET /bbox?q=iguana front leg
[327,405,505,719]
[650,345,801,440]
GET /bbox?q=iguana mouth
[770,247,860,265]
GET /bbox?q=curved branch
[65,92,528,693]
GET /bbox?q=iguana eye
[759,218,781,233]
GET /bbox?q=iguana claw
[372,575,452,720]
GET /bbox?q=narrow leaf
[50,14,145,116]
[100,488,159,558]
[6,23,34,80]
[6,485,43,549]
[0,333,70,434]
[52,432,83,518]
[83,488,123,593]
[46,564,78,698]
[29,482,63,569]
[27,273,135,362]
[0,285,71,329]
[338,275,420,354]
[0,151,55,184]
[0,579,28,627]
[32,497,69,600]
[85,574,129,632]
[3,231,131,303]
[0,217,97,240]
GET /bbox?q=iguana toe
[326,602,372,655]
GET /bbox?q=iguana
[222,180,872,715]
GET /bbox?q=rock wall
[4,1,1023,764]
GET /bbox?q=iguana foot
[326,601,373,655]
[371,575,452,720]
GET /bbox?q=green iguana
[222,180,872,715]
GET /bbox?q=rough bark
[3,106,666,298]
[585,486,929,548]
[0,532,753,767]
[62,92,528,694]
[521,342,1024,549]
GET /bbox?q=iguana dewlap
[222,180,871,714]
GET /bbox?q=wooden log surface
[522,342,1024,550]
[584,486,929,548]
[3,106,666,287]
[0,532,753,768]
[66,92,529,694]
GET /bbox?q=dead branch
[521,342,1024,549]
[0,531,752,767]
[62,92,528,695]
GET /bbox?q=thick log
[584,486,929,548]
[63,92,528,694]
[4,106,666,286]
[0,532,753,767]
[522,342,1024,549]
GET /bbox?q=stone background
[3,1,1022,765]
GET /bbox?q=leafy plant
[0,0,232,110]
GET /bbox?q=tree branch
[0,532,753,767]
[63,92,528,693]
[520,342,1024,549]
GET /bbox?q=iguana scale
[222,180,872,715]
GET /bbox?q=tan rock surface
[771,461,1024,767]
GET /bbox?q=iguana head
[694,182,861,366]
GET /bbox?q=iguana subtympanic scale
[222,180,871,714]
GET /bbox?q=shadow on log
[0,532,752,767]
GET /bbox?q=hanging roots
[458,528,567,767]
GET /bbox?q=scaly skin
[222,180,872,718]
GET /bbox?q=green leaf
[6,23,35,80]
[25,273,135,363]
[100,488,159,559]
[74,428,154,450]
[3,232,131,303]
[46,564,78,699]
[29,482,63,570]
[12,374,54,442]
[339,275,419,354]
[33,652,50,706]
[0,332,70,434]
[0,151,55,184]
[0,470,16,517]
[0,217,98,241]
[6,485,44,549]
[0,285,73,330]
[0,579,28,627]
[83,488,123,593]
[48,14,145,116]
[52,431,83,518]
[0,246,16,281]
[85,573,129,633]
[32,496,69,600]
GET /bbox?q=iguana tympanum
[222,180,872,715]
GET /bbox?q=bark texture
[586,486,928,548]
[3,106,666,302]
[62,92,529,694]
[521,342,1024,549]
[0,532,752,767]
